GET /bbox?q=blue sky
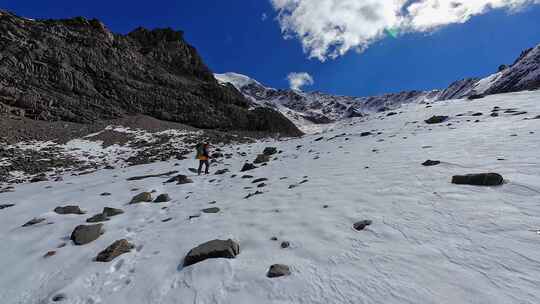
[3,0,540,96]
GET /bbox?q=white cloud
[287,72,314,90]
[262,13,268,21]
[270,0,540,61]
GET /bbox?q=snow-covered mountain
[2,90,540,304]
[216,43,540,131]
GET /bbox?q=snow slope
[1,91,540,304]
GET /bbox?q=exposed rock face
[487,45,540,94]
[0,11,302,136]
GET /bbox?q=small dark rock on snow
[241,163,257,172]
[202,207,220,214]
[353,220,373,231]
[154,193,171,203]
[425,116,449,124]
[267,264,291,278]
[252,178,268,183]
[422,160,441,166]
[22,217,46,227]
[0,204,15,210]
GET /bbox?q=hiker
[196,142,210,175]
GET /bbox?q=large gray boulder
[130,192,153,204]
[267,264,291,278]
[96,239,134,262]
[54,205,86,215]
[451,173,504,186]
[70,224,104,245]
[183,239,240,266]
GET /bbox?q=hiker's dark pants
[198,160,209,174]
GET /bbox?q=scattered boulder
[241,175,254,179]
[54,205,86,215]
[70,224,104,245]
[22,217,46,227]
[241,163,257,172]
[102,207,124,217]
[451,173,504,186]
[471,112,483,116]
[314,137,324,142]
[422,160,441,166]
[154,193,171,203]
[202,207,220,214]
[165,175,193,185]
[86,213,110,223]
[257,183,266,188]
[386,112,397,116]
[360,132,372,137]
[267,264,291,278]
[129,192,153,204]
[280,241,290,249]
[353,220,372,231]
[263,147,278,156]
[95,239,134,262]
[425,116,449,124]
[183,239,240,266]
[254,154,271,164]
[100,192,111,196]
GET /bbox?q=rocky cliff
[0,11,302,136]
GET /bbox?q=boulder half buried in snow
[451,173,504,186]
[183,239,239,266]
[425,115,449,124]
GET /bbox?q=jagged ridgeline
[0,11,302,136]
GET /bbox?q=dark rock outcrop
[183,239,240,266]
[0,11,302,136]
